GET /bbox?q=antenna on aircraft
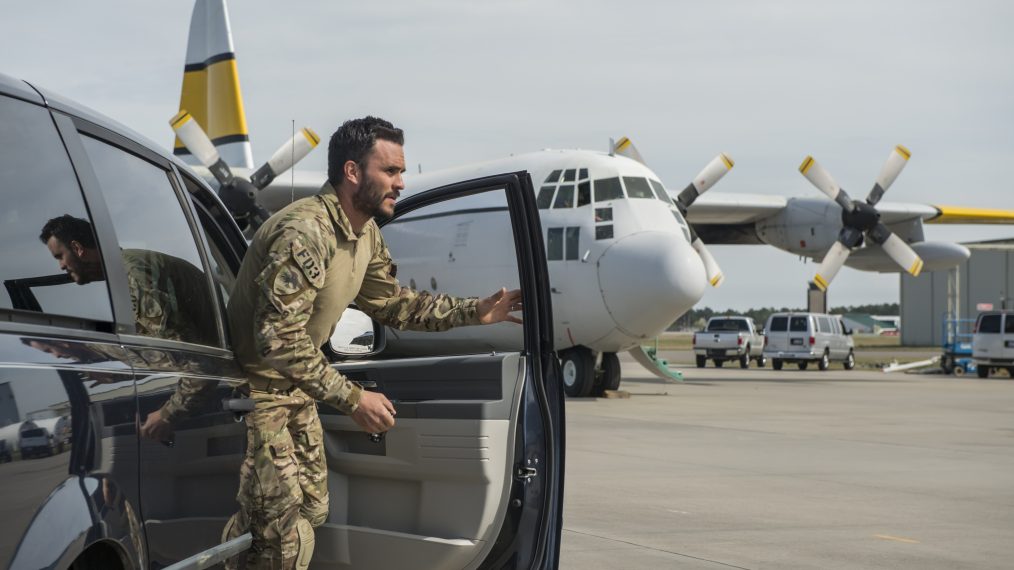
[170,110,320,232]
[800,145,923,291]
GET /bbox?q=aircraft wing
[684,192,1014,245]
[684,192,788,225]
[683,193,787,244]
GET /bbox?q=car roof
[1,72,207,185]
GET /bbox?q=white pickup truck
[693,316,766,368]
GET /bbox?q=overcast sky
[4,0,1012,311]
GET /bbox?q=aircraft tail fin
[174,0,253,169]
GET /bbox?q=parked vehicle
[693,316,766,368]
[17,425,53,459]
[0,440,11,463]
[0,72,563,570]
[763,312,855,371]
[972,310,1014,378]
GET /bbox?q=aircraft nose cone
[597,231,707,338]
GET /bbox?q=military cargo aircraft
[173,0,1014,398]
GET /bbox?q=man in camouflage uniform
[223,116,522,569]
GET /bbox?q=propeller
[799,145,923,291]
[611,137,734,287]
[170,110,320,232]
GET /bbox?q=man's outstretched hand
[478,287,523,325]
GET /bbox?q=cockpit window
[577,181,591,207]
[536,186,555,209]
[544,170,562,184]
[563,169,576,182]
[594,177,624,202]
[553,185,574,208]
[623,177,654,199]
[579,168,589,180]
[649,179,674,205]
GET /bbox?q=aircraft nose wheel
[560,347,595,397]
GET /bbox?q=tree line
[670,303,900,331]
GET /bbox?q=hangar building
[900,238,1014,346]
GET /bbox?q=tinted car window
[80,136,219,346]
[978,314,1001,333]
[817,317,831,333]
[769,316,788,332]
[0,95,114,324]
[789,316,809,332]
[183,176,238,311]
[707,319,748,332]
[1006,314,1014,334]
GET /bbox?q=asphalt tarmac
[559,353,1014,569]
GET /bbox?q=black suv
[0,73,562,570]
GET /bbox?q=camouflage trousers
[224,388,328,569]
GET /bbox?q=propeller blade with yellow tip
[677,153,734,209]
[880,232,924,276]
[691,237,724,287]
[250,127,321,189]
[811,240,852,292]
[799,155,855,213]
[169,110,234,186]
[867,145,911,205]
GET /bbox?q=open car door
[316,172,564,569]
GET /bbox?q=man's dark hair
[39,214,97,249]
[327,116,404,184]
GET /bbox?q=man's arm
[355,231,490,331]
[252,227,363,412]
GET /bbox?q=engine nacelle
[845,241,970,273]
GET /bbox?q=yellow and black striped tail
[174,0,253,169]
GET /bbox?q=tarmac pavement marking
[563,528,755,569]
[874,534,921,544]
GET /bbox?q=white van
[972,310,1014,378]
[763,312,856,371]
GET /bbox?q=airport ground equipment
[940,317,976,375]
[693,316,765,368]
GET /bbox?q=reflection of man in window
[40,214,216,344]
[40,215,217,436]
[40,214,105,285]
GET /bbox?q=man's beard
[67,251,104,285]
[351,172,395,222]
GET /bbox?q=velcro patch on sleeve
[292,240,325,289]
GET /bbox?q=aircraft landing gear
[591,352,621,397]
[560,347,595,397]
[560,348,622,397]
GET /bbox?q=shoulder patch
[291,240,325,289]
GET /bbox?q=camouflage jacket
[227,183,481,413]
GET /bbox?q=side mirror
[758,328,765,335]
[326,307,386,359]
[845,328,853,335]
